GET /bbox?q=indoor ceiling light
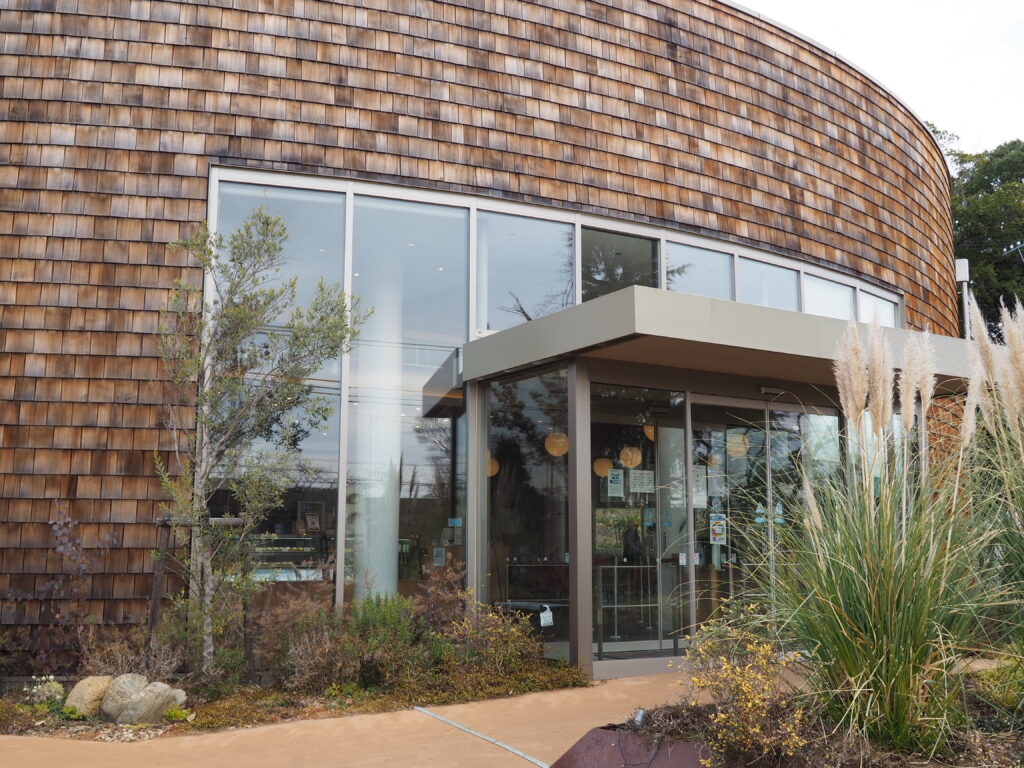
[544,432,569,457]
[619,446,642,468]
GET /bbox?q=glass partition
[347,196,468,599]
[666,243,733,300]
[485,368,569,659]
[477,211,574,331]
[582,227,658,302]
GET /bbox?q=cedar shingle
[0,0,956,627]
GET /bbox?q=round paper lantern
[592,457,613,477]
[544,432,569,457]
[726,432,749,458]
[486,452,500,477]
[643,424,656,441]
[619,446,642,468]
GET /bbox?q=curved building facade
[0,0,961,673]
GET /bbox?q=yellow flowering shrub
[681,605,808,767]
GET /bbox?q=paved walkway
[0,672,683,768]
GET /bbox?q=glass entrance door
[577,383,840,665]
[689,403,768,626]
[591,384,688,659]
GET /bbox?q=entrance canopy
[463,286,969,391]
[457,287,969,678]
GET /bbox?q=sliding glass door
[590,384,689,659]
[590,389,839,662]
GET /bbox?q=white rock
[115,681,179,725]
[65,675,113,717]
[171,688,187,707]
[100,673,148,721]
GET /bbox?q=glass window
[477,212,574,331]
[859,292,899,327]
[804,275,855,320]
[665,243,732,300]
[581,227,657,302]
[347,196,469,600]
[214,182,346,582]
[217,183,345,321]
[737,258,799,311]
[486,368,569,659]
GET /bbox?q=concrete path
[0,672,683,768]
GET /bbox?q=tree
[949,138,1024,333]
[157,208,361,673]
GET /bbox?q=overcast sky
[739,0,1023,154]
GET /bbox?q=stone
[115,681,179,725]
[64,675,113,717]
[171,688,187,708]
[99,673,148,721]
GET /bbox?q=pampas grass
[762,321,1001,755]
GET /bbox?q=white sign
[708,472,726,498]
[630,469,655,493]
[709,512,727,545]
[607,468,624,498]
[692,465,708,508]
[539,605,554,627]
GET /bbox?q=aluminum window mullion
[659,235,668,289]
[334,185,355,611]
[574,219,583,306]
[468,202,478,337]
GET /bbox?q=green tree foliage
[950,138,1024,332]
[157,208,361,674]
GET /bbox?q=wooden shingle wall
[0,0,956,628]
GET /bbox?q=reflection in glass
[737,258,799,311]
[581,228,657,302]
[804,275,855,320]
[215,183,346,581]
[486,368,569,659]
[477,212,574,331]
[689,404,767,625]
[859,292,899,327]
[217,183,345,383]
[347,196,468,600]
[591,384,688,660]
[666,243,733,300]
[769,410,841,520]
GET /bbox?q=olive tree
[157,208,360,674]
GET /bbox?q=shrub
[277,607,353,692]
[163,705,192,723]
[22,675,65,709]
[78,624,183,681]
[345,594,425,689]
[679,605,808,767]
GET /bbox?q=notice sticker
[709,512,727,545]
[607,468,624,499]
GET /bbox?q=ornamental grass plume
[764,320,1001,755]
[963,296,1024,637]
